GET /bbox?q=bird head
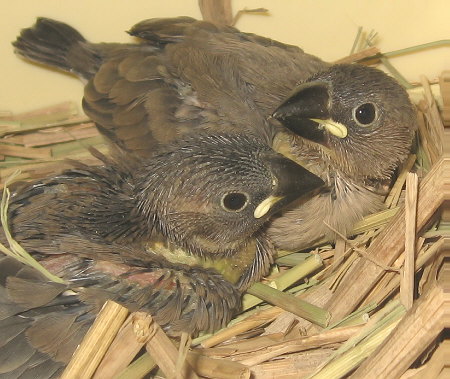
[272,64,417,180]
[135,134,323,257]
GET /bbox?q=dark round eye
[221,192,249,212]
[353,103,377,126]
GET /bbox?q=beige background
[1,0,450,113]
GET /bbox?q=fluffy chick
[0,133,323,377]
[12,17,326,152]
[4,133,322,331]
[268,63,417,249]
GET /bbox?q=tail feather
[13,17,100,79]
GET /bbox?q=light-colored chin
[267,178,385,251]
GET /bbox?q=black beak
[255,152,324,219]
[272,81,331,145]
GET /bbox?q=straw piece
[0,102,82,136]
[416,112,434,171]
[251,349,334,379]
[326,303,376,330]
[256,279,321,335]
[382,40,450,59]
[275,252,311,266]
[416,77,445,165]
[176,332,193,377]
[309,301,406,379]
[0,145,107,190]
[365,238,443,307]
[349,26,363,55]
[328,251,359,292]
[0,109,12,116]
[61,301,129,379]
[402,340,450,378]
[246,283,330,328]
[0,143,52,159]
[271,278,335,333]
[400,366,427,379]
[334,47,380,64]
[0,158,102,189]
[271,254,323,290]
[350,207,399,235]
[328,300,403,359]
[310,316,401,379]
[439,71,450,126]
[237,325,362,367]
[351,275,450,378]
[324,222,399,272]
[116,354,156,379]
[118,349,252,379]
[331,237,346,270]
[202,333,285,357]
[201,306,282,348]
[421,76,445,151]
[4,122,99,147]
[199,0,233,25]
[145,316,199,379]
[385,154,417,208]
[94,312,151,378]
[242,254,323,310]
[187,352,251,379]
[401,173,418,309]
[302,207,398,250]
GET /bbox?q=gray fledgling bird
[12,17,417,250]
[0,133,323,377]
[268,63,417,249]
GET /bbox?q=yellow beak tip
[254,196,283,219]
[310,118,348,139]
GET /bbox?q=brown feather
[0,333,35,373]
[92,59,120,93]
[6,277,66,308]
[120,55,164,82]
[109,78,154,105]
[26,313,79,360]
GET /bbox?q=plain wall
[1,0,449,113]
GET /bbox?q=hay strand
[94,313,152,378]
[246,282,330,328]
[401,173,418,309]
[61,301,129,379]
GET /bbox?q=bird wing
[0,256,87,378]
[82,17,328,155]
[0,246,241,377]
[6,150,146,248]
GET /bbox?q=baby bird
[12,17,326,152]
[4,133,323,330]
[0,133,323,377]
[268,63,417,249]
[13,17,417,250]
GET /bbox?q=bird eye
[221,192,249,212]
[353,103,377,126]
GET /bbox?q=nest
[1,45,450,379]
